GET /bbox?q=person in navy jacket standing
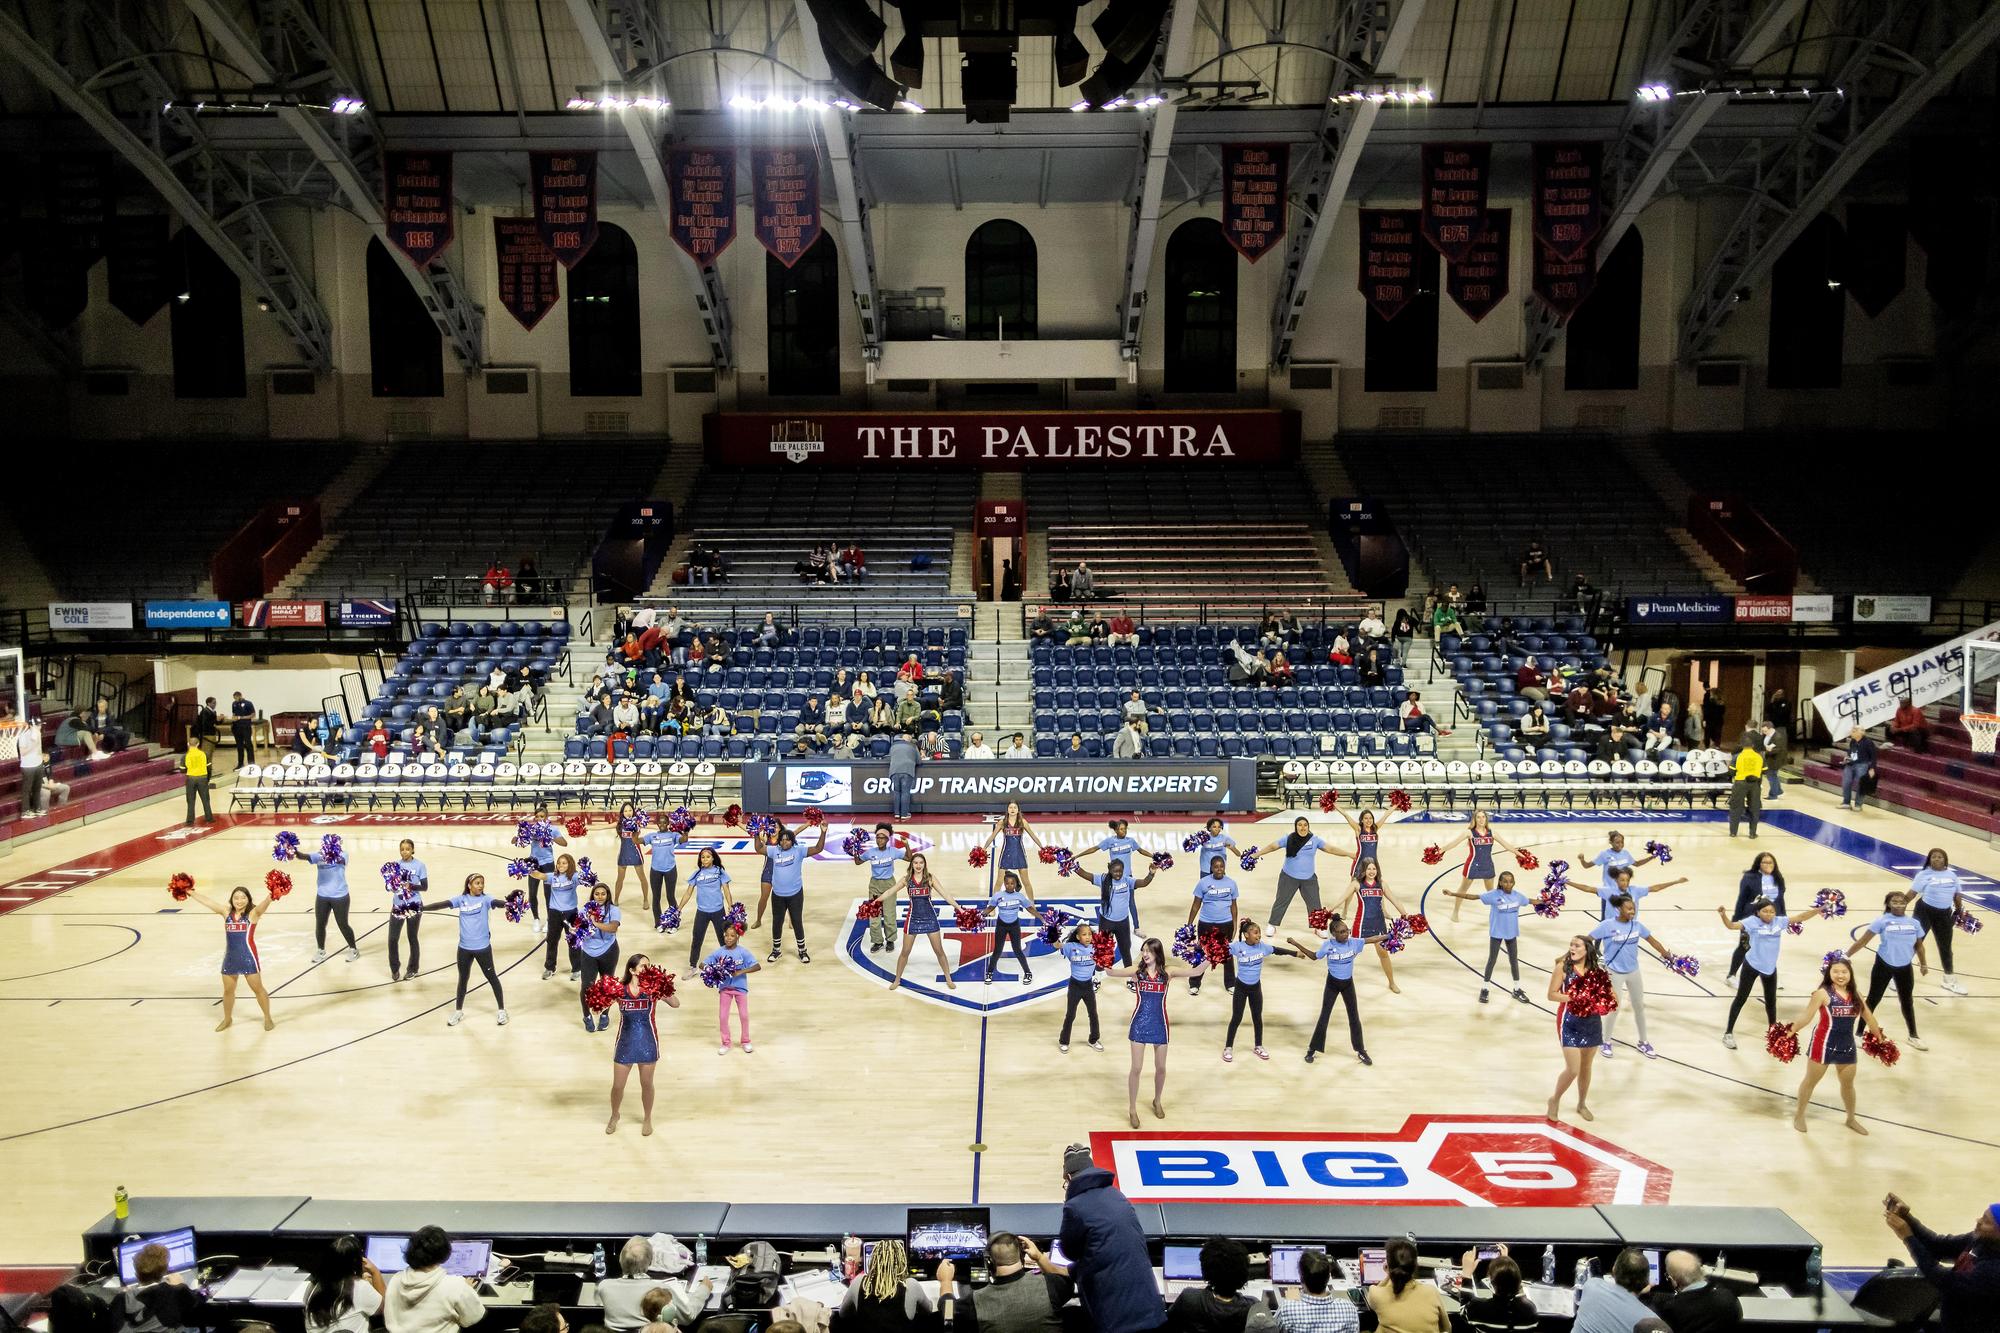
[1058,1144,1163,1333]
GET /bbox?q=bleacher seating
[1806,703,2000,834]
[1334,436,1711,600]
[1,708,183,838]
[293,441,672,601]
[1028,467,1359,614]
[3,443,353,600]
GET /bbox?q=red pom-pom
[1566,968,1618,1017]
[1202,934,1231,966]
[1038,845,1059,864]
[723,804,743,827]
[565,814,588,838]
[264,869,292,901]
[1861,1030,1900,1067]
[1318,789,1339,813]
[168,872,194,902]
[1307,907,1333,931]
[1765,1023,1800,1063]
[1403,913,1429,936]
[801,806,825,828]
[1421,844,1444,865]
[1387,788,1412,812]
[635,966,675,1001]
[582,976,626,1013]
[855,896,884,921]
[1513,850,1540,870]
[1092,933,1118,969]
[954,906,983,931]
[967,847,990,868]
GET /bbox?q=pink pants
[718,989,750,1043]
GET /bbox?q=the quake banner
[668,147,737,264]
[383,150,455,266]
[1531,235,1594,321]
[1844,203,1906,318]
[107,214,173,325]
[1359,209,1420,321]
[529,150,598,268]
[493,218,559,331]
[751,147,821,267]
[1531,142,1602,262]
[1420,142,1490,264]
[1220,144,1288,262]
[1446,208,1510,322]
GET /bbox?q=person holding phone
[958,1233,1074,1333]
[1881,1195,2000,1332]
[1456,1247,1535,1333]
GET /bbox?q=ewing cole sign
[706,410,1299,469]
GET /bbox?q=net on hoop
[1966,713,2000,755]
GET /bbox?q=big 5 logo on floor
[841,894,1102,1013]
[1092,1116,1670,1206]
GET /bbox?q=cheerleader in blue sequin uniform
[889,852,970,992]
[607,951,679,1137]
[186,884,278,1032]
[982,802,1044,898]
[1546,935,1608,1123]
[1103,937,1210,1128]
[1432,809,1516,922]
[1785,956,1884,1136]
[1336,859,1410,992]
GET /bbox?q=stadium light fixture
[1636,83,1672,102]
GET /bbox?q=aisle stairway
[965,604,1030,749]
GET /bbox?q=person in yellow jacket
[179,734,215,826]
[1728,734,1764,838]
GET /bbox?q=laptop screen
[1162,1245,1204,1282]
[1270,1246,1324,1285]
[116,1229,198,1286]
[365,1236,491,1279]
[1359,1248,1387,1285]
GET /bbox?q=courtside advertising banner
[48,602,133,630]
[1811,619,2000,733]
[339,599,399,627]
[1852,595,1933,623]
[239,600,327,628]
[1625,595,1732,624]
[749,759,1260,814]
[144,600,230,629]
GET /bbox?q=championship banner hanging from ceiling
[1531,142,1602,262]
[530,150,599,268]
[47,152,112,265]
[493,217,559,331]
[107,214,173,325]
[1447,208,1510,323]
[1843,202,1906,318]
[1531,235,1594,321]
[751,147,821,267]
[383,150,455,266]
[1359,209,1420,321]
[1220,144,1288,261]
[1420,142,1490,264]
[668,147,737,264]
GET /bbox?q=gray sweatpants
[1268,873,1322,927]
[868,881,900,948]
[1603,968,1649,1044]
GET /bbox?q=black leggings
[1190,922,1234,991]
[650,868,678,921]
[1059,979,1100,1044]
[1913,900,1955,973]
[1867,956,1919,1037]
[1311,975,1364,1053]
[990,920,1030,977]
[544,908,579,972]
[455,947,503,1008]
[314,896,358,950]
[389,915,421,973]
[688,908,728,967]
[1726,968,1779,1033]
[578,943,620,1018]
[769,893,805,949]
[524,875,542,920]
[1482,936,1520,986]
[1226,980,1265,1047]
[1097,916,1134,967]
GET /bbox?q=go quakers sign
[706,409,1300,468]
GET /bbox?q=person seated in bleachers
[1515,658,1549,703]
[514,555,539,601]
[1107,612,1138,647]
[895,693,930,735]
[1030,610,1056,641]
[839,543,867,578]
[490,684,527,727]
[84,697,133,755]
[1519,703,1550,743]
[1430,597,1463,638]
[1122,691,1158,734]
[825,693,851,733]
[1071,561,1096,599]
[481,560,512,604]
[1259,617,1288,649]
[1520,537,1553,586]
[895,652,927,700]
[638,690,667,734]
[700,634,727,672]
[1358,648,1386,688]
[1051,566,1072,601]
[685,541,721,585]
[612,694,641,736]
[292,722,329,762]
[826,730,860,759]
[1568,572,1595,615]
[1327,630,1352,666]
[1645,705,1676,754]
[1065,732,1087,758]
[1399,691,1447,736]
[854,670,880,706]
[442,688,474,737]
[1463,582,1488,631]
[963,731,995,759]
[796,698,828,749]
[1269,653,1297,689]
[867,696,896,735]
[1065,611,1093,648]
[422,705,454,750]
[1358,604,1387,643]
[1227,641,1270,687]
[407,723,446,764]
[1002,732,1032,759]
[1889,697,1929,753]
[366,720,392,761]
[700,704,735,738]
[587,692,616,736]
[937,670,965,714]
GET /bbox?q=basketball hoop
[1966,713,2000,755]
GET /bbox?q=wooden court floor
[1,789,1995,1264]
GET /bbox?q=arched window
[1565,230,1643,391]
[1768,215,1844,390]
[170,229,245,399]
[568,222,641,397]
[366,237,443,397]
[767,233,841,396]
[965,220,1037,339]
[1364,243,1440,393]
[1164,218,1236,393]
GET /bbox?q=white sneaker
[1722,1033,1737,1049]
[1600,1043,1614,1058]
[1941,976,1968,995]
[495,1009,509,1025]
[311,949,328,963]
[448,1010,465,1026]
[718,1044,730,1055]
[1907,1036,1929,1050]
[344,946,359,962]
[741,1042,754,1054]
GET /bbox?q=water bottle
[696,1235,709,1268]
[113,1186,130,1224]
[1572,1258,1590,1307]
[1806,1245,1822,1297]
[1541,1245,1556,1286]
[1715,1249,1727,1277]
[592,1244,606,1280]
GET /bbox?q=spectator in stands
[963,732,995,759]
[1839,726,1879,811]
[481,561,512,604]
[1165,1239,1277,1333]
[1645,706,1676,754]
[119,1242,206,1333]
[1057,1144,1158,1333]
[840,543,867,579]
[1463,583,1488,631]
[1456,1248,1534,1333]
[612,695,641,736]
[1003,733,1032,759]
[1430,598,1463,638]
[1052,567,1072,601]
[408,724,447,764]
[1066,733,1087,758]
[490,685,526,729]
[1384,610,1411,646]
[1648,1250,1739,1333]
[1327,630,1352,666]
[1030,610,1056,641]
[1883,1194,2000,1331]
[854,671,880,706]
[1269,653,1297,689]
[360,720,390,762]
[1366,1239,1447,1333]
[1071,561,1096,600]
[1439,583,1465,612]
[442,688,473,737]
[1358,649,1386,688]
[1572,1249,1656,1333]
[81,697,131,756]
[383,1226,484,1333]
[756,614,785,648]
[896,653,927,697]
[1112,719,1144,760]
[1357,605,1387,644]
[585,692,616,738]
[1520,538,1553,586]
[304,1235,384,1333]
[701,705,734,739]
[1122,691,1158,734]
[685,541,721,585]
[1227,642,1270,687]
[1568,573,1595,616]
[1758,718,1785,799]
[796,699,829,749]
[291,724,328,763]
[867,696,895,735]
[597,1237,709,1331]
[962,1233,1071,1333]
[1515,658,1548,703]
[1260,617,1288,649]
[515,556,540,601]
[1107,612,1138,647]
[1275,1249,1357,1333]
[824,693,852,734]
[3,703,68,816]
[1398,691,1446,736]
[1519,704,1550,743]
[938,670,965,714]
[1088,614,1112,644]
[1889,697,1929,753]
[1066,611,1093,648]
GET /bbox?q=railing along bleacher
[1275,754,1734,811]
[228,754,717,813]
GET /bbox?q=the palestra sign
[706,410,1300,469]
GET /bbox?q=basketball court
[3,780,1994,1266]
